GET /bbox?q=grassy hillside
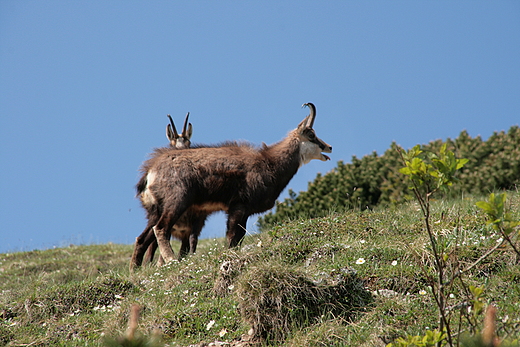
[1,192,519,346]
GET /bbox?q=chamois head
[166,112,193,149]
[296,103,332,165]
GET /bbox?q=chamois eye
[308,131,316,139]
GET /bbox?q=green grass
[1,192,519,346]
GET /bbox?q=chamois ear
[297,116,309,131]
[186,123,193,139]
[166,124,174,141]
[298,116,309,132]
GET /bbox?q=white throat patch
[299,141,321,166]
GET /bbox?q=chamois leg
[156,232,191,266]
[154,207,187,265]
[175,216,205,259]
[143,238,158,265]
[130,222,157,270]
[154,226,175,264]
[179,237,190,259]
[156,253,165,267]
[156,215,207,265]
[188,232,199,254]
[188,215,206,254]
[226,207,249,248]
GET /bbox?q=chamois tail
[136,174,147,197]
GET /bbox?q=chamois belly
[191,202,228,213]
[170,224,191,239]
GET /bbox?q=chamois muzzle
[320,142,332,161]
[318,141,332,161]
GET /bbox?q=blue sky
[1,1,519,254]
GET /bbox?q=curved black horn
[167,114,179,137]
[302,103,316,128]
[182,112,190,136]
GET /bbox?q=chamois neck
[263,130,302,172]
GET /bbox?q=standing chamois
[131,103,332,268]
[137,113,209,267]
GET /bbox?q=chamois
[137,113,209,267]
[131,103,332,267]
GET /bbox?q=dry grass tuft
[213,252,251,297]
[235,262,372,343]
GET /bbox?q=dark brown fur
[138,113,198,266]
[137,142,246,266]
[130,103,331,268]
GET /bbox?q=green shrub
[259,126,520,229]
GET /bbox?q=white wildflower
[355,258,366,265]
[206,320,216,330]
